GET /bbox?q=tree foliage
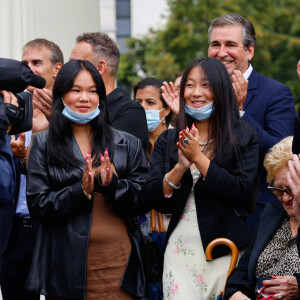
[117,0,300,104]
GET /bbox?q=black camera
[4,92,33,135]
[0,58,46,135]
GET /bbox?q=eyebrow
[210,40,239,46]
[186,77,208,82]
[72,84,97,89]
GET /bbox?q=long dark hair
[177,57,240,158]
[133,77,173,126]
[47,59,114,170]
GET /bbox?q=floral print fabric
[163,169,234,300]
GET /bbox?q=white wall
[99,0,116,40]
[0,0,101,61]
[131,0,169,38]
[0,0,168,61]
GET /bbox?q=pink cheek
[208,50,218,57]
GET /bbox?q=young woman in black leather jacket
[26,60,148,299]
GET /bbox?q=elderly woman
[224,136,300,300]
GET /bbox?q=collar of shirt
[243,64,253,80]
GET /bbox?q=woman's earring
[162,119,166,125]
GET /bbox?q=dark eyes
[186,83,209,87]
[71,89,97,93]
[210,43,237,47]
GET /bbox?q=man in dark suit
[208,13,296,233]
[69,32,148,152]
[0,39,63,300]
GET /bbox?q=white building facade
[0,0,168,60]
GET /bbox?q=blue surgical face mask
[184,102,213,121]
[145,108,165,132]
[61,99,100,124]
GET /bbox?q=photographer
[0,40,63,300]
[0,91,17,208]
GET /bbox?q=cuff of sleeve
[97,172,118,200]
[81,184,92,200]
[74,181,92,201]
[293,273,300,292]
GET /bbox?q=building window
[116,0,130,54]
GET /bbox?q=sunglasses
[267,183,293,197]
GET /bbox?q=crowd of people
[0,11,300,300]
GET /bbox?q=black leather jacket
[26,128,148,299]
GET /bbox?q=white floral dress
[163,169,236,300]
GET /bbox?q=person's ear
[246,45,255,62]
[53,62,62,79]
[97,60,107,76]
[164,106,171,117]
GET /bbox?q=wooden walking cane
[150,209,158,233]
[205,238,239,299]
[157,212,167,233]
[150,210,167,233]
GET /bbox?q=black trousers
[0,217,40,300]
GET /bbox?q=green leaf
[118,0,300,105]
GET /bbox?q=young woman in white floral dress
[141,57,259,300]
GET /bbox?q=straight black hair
[177,57,240,159]
[47,59,114,170]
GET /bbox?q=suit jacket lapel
[71,135,85,172]
[112,134,128,178]
[244,68,259,110]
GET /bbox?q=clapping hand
[177,124,201,163]
[99,148,113,186]
[231,70,248,110]
[287,154,300,224]
[82,152,94,196]
[161,81,180,115]
[32,88,53,122]
[10,133,26,159]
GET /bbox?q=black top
[292,107,300,154]
[106,88,148,153]
[141,120,259,259]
